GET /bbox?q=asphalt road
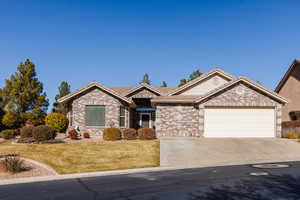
[1,162,300,200]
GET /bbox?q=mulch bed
[0,159,56,179]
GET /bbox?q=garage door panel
[204,108,275,138]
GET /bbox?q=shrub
[0,129,16,140]
[2,110,20,128]
[103,128,122,141]
[83,132,90,138]
[68,129,78,140]
[32,125,56,142]
[138,128,156,140]
[45,113,69,133]
[286,132,299,139]
[123,128,138,140]
[2,154,25,173]
[20,125,34,138]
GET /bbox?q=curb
[0,166,178,186]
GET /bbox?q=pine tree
[1,59,49,126]
[0,89,5,130]
[140,73,151,85]
[188,70,203,81]
[178,69,203,86]
[178,79,187,87]
[161,81,167,87]
[52,81,71,114]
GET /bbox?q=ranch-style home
[58,69,288,138]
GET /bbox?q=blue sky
[0,0,299,109]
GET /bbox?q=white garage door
[204,107,275,138]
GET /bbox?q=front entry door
[140,113,151,128]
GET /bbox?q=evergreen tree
[189,70,203,81]
[178,79,187,87]
[140,73,151,85]
[1,59,49,126]
[52,81,71,114]
[178,69,203,87]
[161,81,168,87]
[0,90,5,130]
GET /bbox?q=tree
[189,70,203,81]
[1,59,49,126]
[178,79,187,87]
[52,81,71,114]
[0,90,5,130]
[140,73,151,85]
[161,81,167,87]
[178,69,203,87]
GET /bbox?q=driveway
[160,138,300,167]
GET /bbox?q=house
[58,69,287,138]
[275,59,300,121]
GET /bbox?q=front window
[119,107,126,127]
[85,105,105,126]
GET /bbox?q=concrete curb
[0,166,178,186]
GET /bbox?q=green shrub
[138,128,156,140]
[45,113,69,133]
[286,132,299,139]
[68,129,78,140]
[20,125,34,138]
[2,154,25,173]
[123,128,138,140]
[103,128,122,141]
[2,110,19,128]
[0,129,16,140]
[32,125,56,142]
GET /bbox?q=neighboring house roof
[58,81,132,104]
[122,83,163,97]
[275,59,300,93]
[194,77,288,104]
[167,68,235,96]
[151,95,199,103]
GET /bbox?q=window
[85,105,105,126]
[119,107,126,127]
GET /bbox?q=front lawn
[0,140,160,174]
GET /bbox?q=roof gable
[168,69,234,96]
[195,77,288,104]
[123,83,162,97]
[275,59,300,93]
[58,81,131,104]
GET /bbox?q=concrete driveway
[160,137,300,167]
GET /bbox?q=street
[1,161,300,200]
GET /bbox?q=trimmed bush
[103,128,122,141]
[32,125,56,142]
[123,128,138,140]
[68,129,78,140]
[286,132,299,139]
[45,113,69,133]
[83,132,90,139]
[138,128,156,140]
[20,125,34,138]
[0,129,16,140]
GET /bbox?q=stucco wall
[69,87,129,136]
[180,75,229,95]
[278,66,300,121]
[155,104,200,137]
[199,83,282,137]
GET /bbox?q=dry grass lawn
[0,140,160,174]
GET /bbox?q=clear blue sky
[1,0,299,109]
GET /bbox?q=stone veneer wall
[69,87,129,136]
[155,104,200,137]
[126,88,159,99]
[199,83,282,137]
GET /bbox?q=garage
[204,107,275,138]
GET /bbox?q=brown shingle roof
[110,86,176,96]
